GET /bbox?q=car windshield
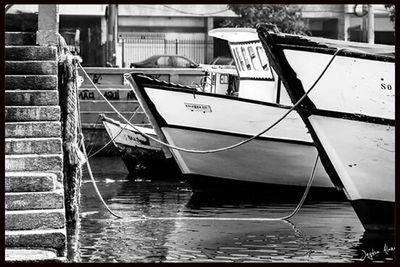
[175,57,192,67]
[211,57,233,65]
[156,56,171,67]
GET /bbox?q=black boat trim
[238,77,275,81]
[351,199,394,231]
[259,29,394,62]
[311,109,395,126]
[162,124,315,147]
[129,74,169,132]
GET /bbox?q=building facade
[7,4,395,67]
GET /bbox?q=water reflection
[68,156,395,263]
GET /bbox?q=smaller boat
[101,115,180,178]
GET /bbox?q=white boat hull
[258,28,395,230]
[308,116,394,203]
[162,126,331,188]
[128,76,337,193]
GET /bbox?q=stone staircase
[5,32,66,260]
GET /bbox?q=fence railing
[119,38,213,67]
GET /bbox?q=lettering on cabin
[184,103,212,113]
[92,74,103,84]
[79,90,95,100]
[104,90,120,100]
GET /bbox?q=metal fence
[119,38,213,67]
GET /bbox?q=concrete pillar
[36,5,59,46]
[205,17,214,64]
[337,5,346,40]
[107,4,117,66]
[368,5,375,44]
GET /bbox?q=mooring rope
[77,48,343,154]
[76,62,321,221]
[80,128,318,221]
[85,115,102,156]
[121,154,319,221]
[79,132,124,219]
[76,48,341,220]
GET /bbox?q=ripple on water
[69,157,395,263]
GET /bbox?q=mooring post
[37,4,59,46]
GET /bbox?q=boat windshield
[230,41,274,80]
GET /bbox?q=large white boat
[257,25,395,231]
[125,28,343,199]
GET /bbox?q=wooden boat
[124,28,345,199]
[101,115,180,178]
[257,24,394,231]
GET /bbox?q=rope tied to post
[59,48,85,167]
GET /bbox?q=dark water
[67,156,395,263]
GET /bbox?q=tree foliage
[384,4,395,23]
[222,4,308,35]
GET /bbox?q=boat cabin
[204,27,292,105]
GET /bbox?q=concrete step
[6,75,58,90]
[5,46,57,61]
[5,190,64,210]
[5,121,61,138]
[5,137,62,155]
[5,154,63,173]
[5,209,65,231]
[5,32,36,46]
[5,172,58,192]
[5,106,60,122]
[80,111,148,125]
[5,61,57,75]
[5,90,59,106]
[79,88,136,100]
[5,229,66,252]
[79,100,140,112]
[6,171,63,188]
[5,248,66,263]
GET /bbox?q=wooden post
[37,4,59,46]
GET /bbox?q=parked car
[130,55,199,68]
[209,56,235,66]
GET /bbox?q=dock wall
[5,5,83,262]
[5,31,67,259]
